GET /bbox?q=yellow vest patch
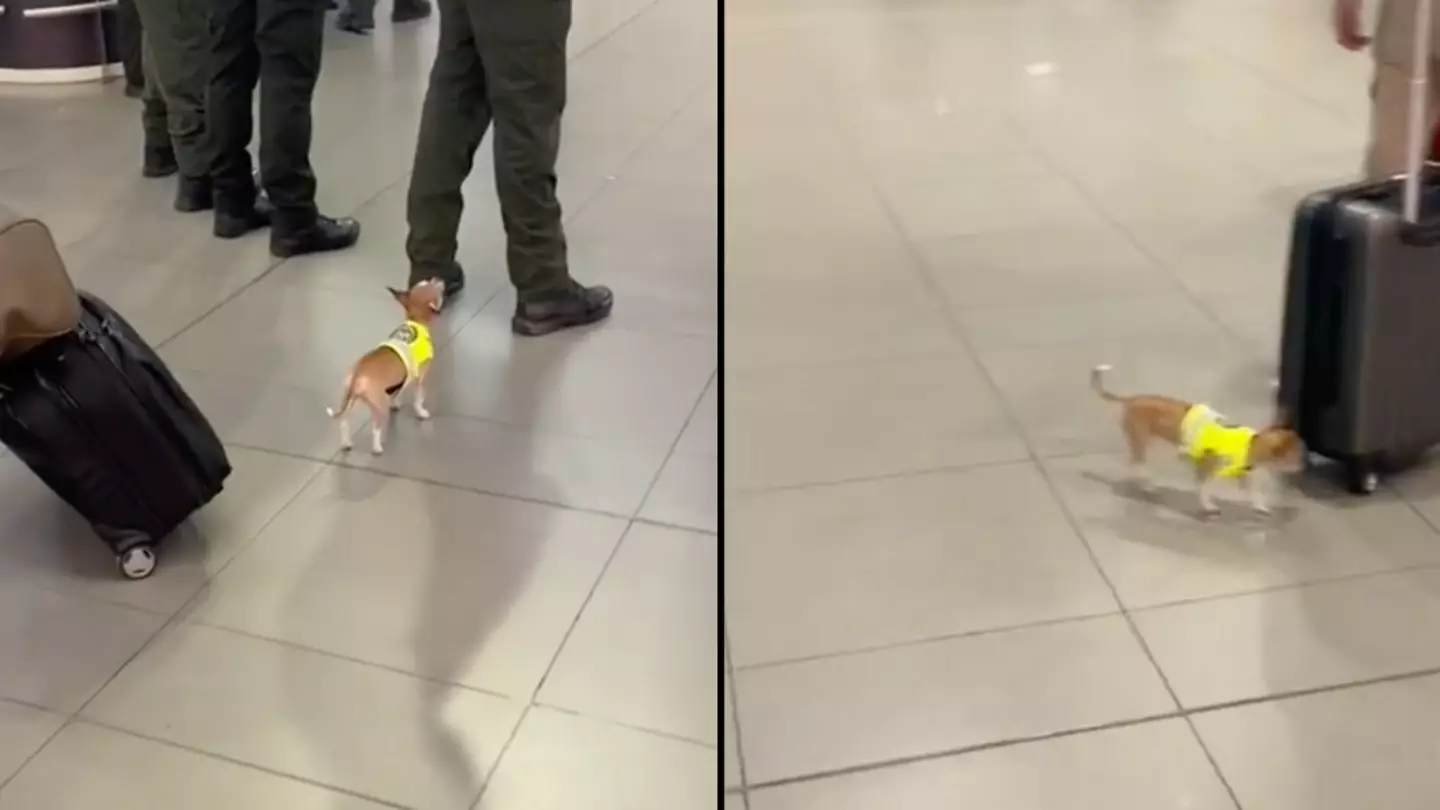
[1179,405,1254,479]
[377,320,434,385]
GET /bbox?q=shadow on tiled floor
[0,0,716,806]
[725,0,1440,808]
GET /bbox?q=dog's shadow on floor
[1079,469,1303,557]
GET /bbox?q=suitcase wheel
[1345,461,1380,496]
[117,546,157,580]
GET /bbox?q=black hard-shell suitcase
[1277,0,1440,496]
[0,292,231,578]
[1277,174,1440,494]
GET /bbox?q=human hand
[1334,0,1372,50]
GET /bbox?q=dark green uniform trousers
[140,63,169,153]
[207,0,326,228]
[135,0,211,179]
[116,0,145,92]
[405,0,573,296]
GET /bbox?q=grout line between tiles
[568,0,665,63]
[526,524,634,703]
[1182,711,1246,810]
[0,700,69,796]
[686,549,1440,676]
[60,718,416,809]
[630,515,718,535]
[463,518,638,808]
[63,448,333,717]
[1005,117,1273,361]
[743,710,1182,792]
[724,629,754,810]
[529,702,717,749]
[975,116,1260,807]
[322,448,639,520]
[730,454,1044,497]
[825,93,1253,806]
[1174,26,1358,121]
[0,452,333,801]
[746,653,1440,794]
[466,703,533,810]
[152,174,408,353]
[635,368,717,521]
[172,618,518,701]
[732,608,1123,673]
[819,53,1150,669]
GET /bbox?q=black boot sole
[270,231,361,258]
[177,197,215,214]
[512,301,614,337]
[214,215,270,239]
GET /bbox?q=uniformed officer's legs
[256,0,360,256]
[405,0,490,292]
[405,0,611,336]
[208,0,268,236]
[207,0,359,255]
[134,0,212,211]
[140,47,175,178]
[116,0,146,96]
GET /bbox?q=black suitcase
[1276,0,1440,496]
[1278,179,1440,494]
[0,292,231,578]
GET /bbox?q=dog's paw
[415,406,432,421]
[1199,506,1221,521]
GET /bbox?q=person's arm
[1335,0,1374,50]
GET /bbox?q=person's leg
[477,0,611,336]
[336,0,376,33]
[256,0,360,256]
[134,0,213,211]
[140,41,177,177]
[208,0,270,237]
[404,0,490,292]
[1364,59,1440,180]
[116,0,146,96]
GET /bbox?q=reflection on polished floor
[725,1,1440,809]
[0,0,716,806]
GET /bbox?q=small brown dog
[1091,364,1303,517]
[327,279,444,454]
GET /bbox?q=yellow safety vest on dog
[378,320,434,391]
[1179,405,1254,479]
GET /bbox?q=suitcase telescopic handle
[1404,0,1434,222]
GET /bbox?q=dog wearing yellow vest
[327,279,444,455]
[1090,364,1303,517]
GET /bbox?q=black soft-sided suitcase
[0,292,231,578]
[1278,0,1440,494]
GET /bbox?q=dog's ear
[386,287,408,304]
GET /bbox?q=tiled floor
[0,0,715,806]
[726,0,1440,808]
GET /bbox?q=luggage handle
[1403,0,1435,223]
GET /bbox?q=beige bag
[0,206,81,362]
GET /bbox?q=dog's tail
[1090,364,1124,403]
[326,375,357,419]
